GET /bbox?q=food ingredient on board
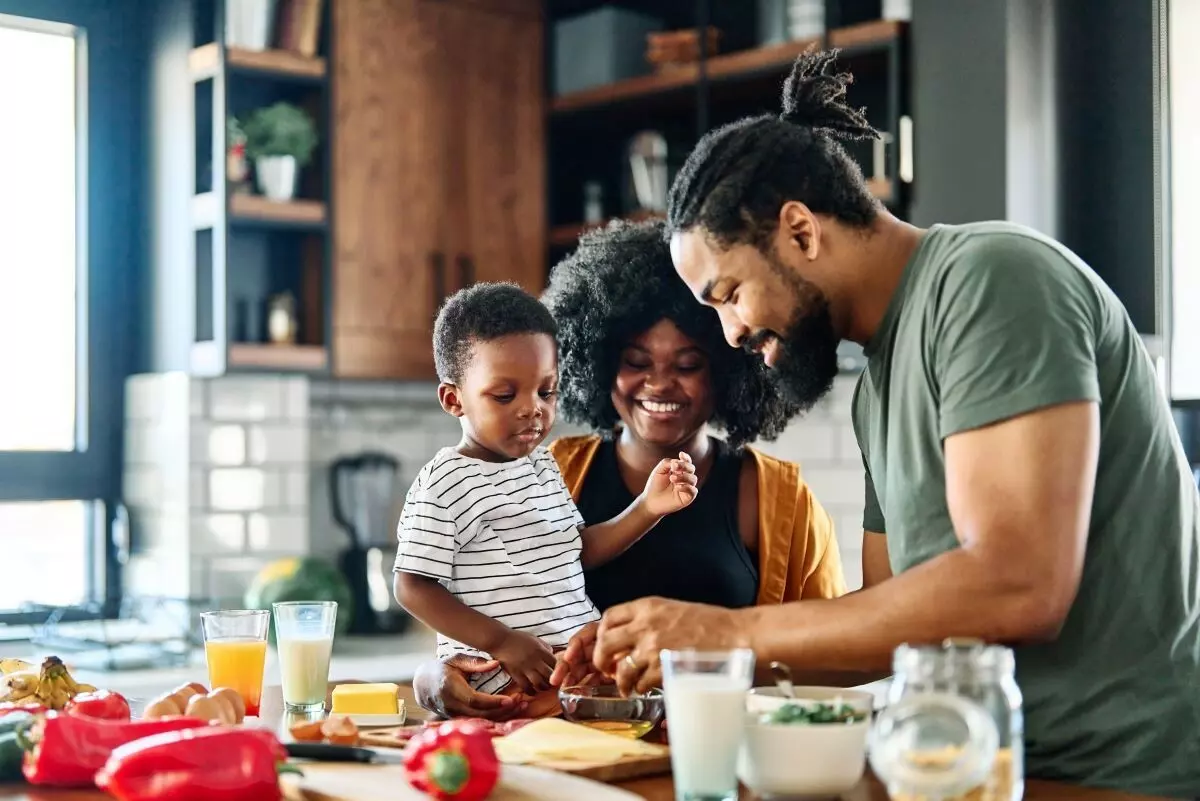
[404,720,500,801]
[0,656,97,710]
[320,714,359,745]
[65,690,132,722]
[491,718,664,765]
[143,683,245,725]
[760,701,868,726]
[889,746,1014,801]
[423,717,535,738]
[0,711,36,781]
[95,726,297,801]
[22,710,211,787]
[330,682,401,715]
[577,719,656,739]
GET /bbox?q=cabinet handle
[457,254,475,290]
[430,251,446,310]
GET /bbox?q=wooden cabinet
[333,0,545,380]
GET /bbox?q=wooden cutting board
[357,725,672,783]
[281,762,643,801]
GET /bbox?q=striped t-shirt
[393,446,600,694]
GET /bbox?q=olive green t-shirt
[853,221,1200,797]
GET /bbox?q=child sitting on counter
[392,282,697,708]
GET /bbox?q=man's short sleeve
[394,479,458,582]
[932,235,1102,440]
[863,457,886,534]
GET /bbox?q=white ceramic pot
[255,155,297,202]
[738,686,874,799]
[225,0,276,50]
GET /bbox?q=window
[0,12,112,625]
[1169,1,1200,399]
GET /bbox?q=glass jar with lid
[868,639,1023,801]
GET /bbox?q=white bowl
[737,686,874,799]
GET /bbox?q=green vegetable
[761,701,867,726]
[244,557,353,642]
[0,711,35,781]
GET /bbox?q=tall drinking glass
[661,648,756,801]
[273,601,338,712]
[201,609,270,717]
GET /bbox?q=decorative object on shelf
[225,0,277,51]
[871,131,895,186]
[625,131,669,214]
[227,118,251,194]
[583,181,604,224]
[275,0,325,58]
[787,0,825,40]
[552,6,663,96]
[645,27,720,72]
[241,101,319,202]
[267,291,299,345]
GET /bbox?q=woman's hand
[549,621,605,688]
[414,655,528,721]
[641,452,698,516]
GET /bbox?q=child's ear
[438,382,465,417]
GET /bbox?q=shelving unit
[545,3,912,255]
[185,0,332,376]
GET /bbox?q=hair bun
[779,48,880,142]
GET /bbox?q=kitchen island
[0,684,1174,801]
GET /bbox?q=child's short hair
[433,282,558,384]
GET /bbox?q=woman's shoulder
[547,434,602,464]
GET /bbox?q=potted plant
[240,102,319,202]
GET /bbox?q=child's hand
[641,452,698,516]
[491,631,557,693]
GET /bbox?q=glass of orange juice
[200,609,270,717]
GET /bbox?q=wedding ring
[623,653,639,671]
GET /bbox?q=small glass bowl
[558,684,665,739]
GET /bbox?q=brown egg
[143,697,182,719]
[185,694,222,723]
[203,693,236,725]
[209,687,245,723]
[185,682,208,695]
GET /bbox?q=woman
[411,219,846,718]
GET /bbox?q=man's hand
[415,654,527,721]
[492,630,556,693]
[594,597,748,695]
[640,453,698,516]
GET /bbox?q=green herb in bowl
[760,701,867,725]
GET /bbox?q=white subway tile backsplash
[193,424,247,466]
[283,377,309,421]
[190,513,246,554]
[209,468,280,511]
[757,420,837,463]
[840,546,864,591]
[837,426,862,462]
[247,513,308,553]
[190,378,206,418]
[285,469,309,509]
[124,468,161,507]
[802,466,866,508]
[247,424,308,465]
[204,556,273,606]
[125,374,163,421]
[208,377,284,421]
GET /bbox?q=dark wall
[0,0,148,500]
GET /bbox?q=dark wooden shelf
[228,343,327,371]
[192,193,328,230]
[189,43,327,81]
[547,177,895,247]
[550,20,904,114]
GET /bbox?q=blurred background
[0,0,1194,686]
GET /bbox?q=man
[588,50,1200,796]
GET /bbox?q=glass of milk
[273,601,338,712]
[660,648,756,801]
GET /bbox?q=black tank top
[578,438,760,613]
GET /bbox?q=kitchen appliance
[330,452,409,635]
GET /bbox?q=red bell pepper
[404,720,500,801]
[95,726,297,801]
[22,710,210,787]
[65,689,131,721]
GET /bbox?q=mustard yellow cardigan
[548,435,847,604]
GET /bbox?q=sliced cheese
[493,718,665,765]
[330,682,400,715]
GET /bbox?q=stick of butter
[330,683,401,715]
[493,718,665,765]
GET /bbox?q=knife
[285,742,405,764]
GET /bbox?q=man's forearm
[743,545,1057,670]
[580,499,661,568]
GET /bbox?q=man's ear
[779,200,822,261]
[438,382,465,417]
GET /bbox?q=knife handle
[286,742,375,763]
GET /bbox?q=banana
[75,683,97,694]
[0,656,99,709]
[0,670,40,703]
[0,658,32,676]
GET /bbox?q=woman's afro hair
[541,218,802,448]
